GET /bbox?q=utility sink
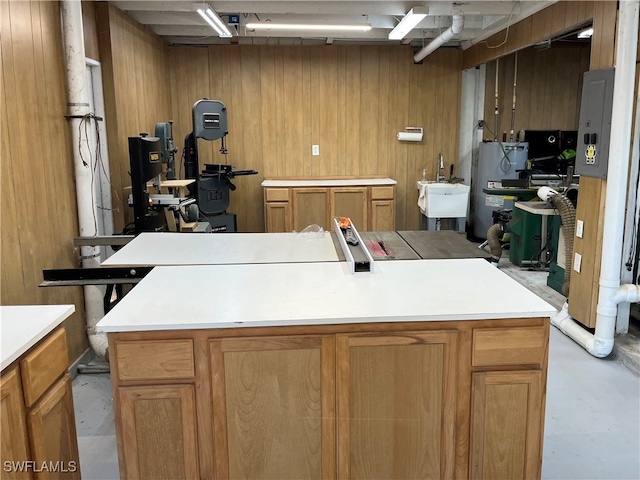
[417,181,470,218]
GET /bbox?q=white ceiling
[110,0,556,49]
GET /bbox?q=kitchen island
[98,259,555,480]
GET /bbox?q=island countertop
[97,259,555,332]
[1,304,75,370]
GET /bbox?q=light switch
[576,219,584,238]
[312,145,320,156]
[574,252,582,273]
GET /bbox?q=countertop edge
[98,311,555,333]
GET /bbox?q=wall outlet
[576,219,584,238]
[477,120,484,129]
[312,145,320,156]
[573,252,582,273]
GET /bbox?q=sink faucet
[436,153,445,183]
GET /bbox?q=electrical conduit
[413,15,464,63]
[540,0,640,358]
[61,0,109,359]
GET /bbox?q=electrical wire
[479,2,519,49]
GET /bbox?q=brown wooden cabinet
[336,331,457,479]
[0,328,80,480]
[117,385,199,480]
[470,371,544,480]
[263,179,396,232]
[109,318,549,480]
[210,336,335,479]
[1,367,32,480]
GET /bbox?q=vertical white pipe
[593,0,639,355]
[617,45,640,333]
[61,0,109,358]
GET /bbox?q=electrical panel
[575,68,615,179]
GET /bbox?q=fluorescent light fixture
[245,23,371,32]
[197,7,232,37]
[389,7,428,40]
[577,27,594,39]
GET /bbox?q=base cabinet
[263,180,395,232]
[0,328,80,480]
[110,320,548,480]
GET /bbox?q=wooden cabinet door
[370,200,395,231]
[470,370,544,480]
[331,188,368,231]
[265,202,292,232]
[117,385,199,480]
[337,331,457,480]
[1,367,32,480]
[292,188,330,231]
[27,375,80,480]
[210,336,336,479]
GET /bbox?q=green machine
[546,215,565,294]
[507,202,562,277]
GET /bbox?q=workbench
[98,259,554,479]
[1,305,81,479]
[102,231,339,266]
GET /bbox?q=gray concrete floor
[72,260,640,480]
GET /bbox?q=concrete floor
[71,262,640,480]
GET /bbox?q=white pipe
[413,15,464,63]
[61,0,109,359]
[550,1,640,358]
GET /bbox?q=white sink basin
[417,181,470,218]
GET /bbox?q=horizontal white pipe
[413,15,464,63]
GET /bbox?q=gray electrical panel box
[575,67,615,179]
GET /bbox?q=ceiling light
[245,23,371,32]
[197,7,232,37]
[577,27,594,39]
[388,7,428,40]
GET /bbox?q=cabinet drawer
[20,328,69,407]
[116,340,195,381]
[370,186,394,200]
[265,188,289,202]
[472,326,546,367]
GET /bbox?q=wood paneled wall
[463,1,599,69]
[483,44,591,139]
[1,1,88,361]
[96,3,172,233]
[169,45,462,232]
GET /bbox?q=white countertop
[97,259,555,332]
[1,305,75,370]
[102,232,339,267]
[262,178,396,187]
